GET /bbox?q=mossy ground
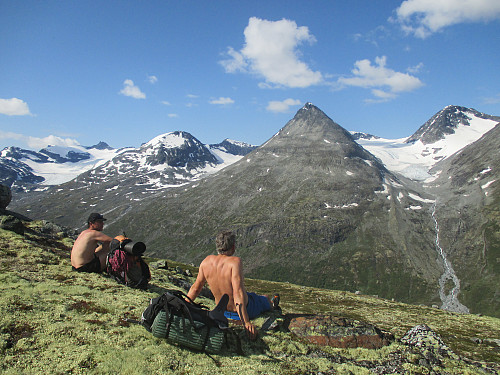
[1,224,499,374]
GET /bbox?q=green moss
[0,224,499,374]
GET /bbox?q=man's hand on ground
[245,322,258,340]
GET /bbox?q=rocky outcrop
[0,184,11,210]
[399,324,466,369]
[0,215,24,235]
[286,314,394,349]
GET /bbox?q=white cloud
[209,97,235,105]
[0,131,80,150]
[338,56,423,102]
[0,98,32,116]
[482,93,500,104]
[220,17,323,88]
[407,62,424,74]
[220,47,248,73]
[119,79,146,99]
[0,130,24,142]
[148,75,158,84]
[27,135,81,149]
[366,89,397,103]
[395,0,500,38]
[161,101,171,106]
[167,113,179,118]
[266,98,301,113]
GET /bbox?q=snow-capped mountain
[0,142,123,187]
[355,105,500,181]
[8,103,500,318]
[87,131,256,194]
[0,134,256,190]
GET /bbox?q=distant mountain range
[4,104,499,318]
[0,136,256,190]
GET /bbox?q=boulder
[0,215,25,235]
[400,324,458,364]
[287,314,394,349]
[0,184,12,210]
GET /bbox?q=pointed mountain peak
[406,105,500,145]
[87,141,113,150]
[266,103,354,146]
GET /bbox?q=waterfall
[431,201,469,314]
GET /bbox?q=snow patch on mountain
[356,116,498,181]
[3,144,128,186]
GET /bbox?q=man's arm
[231,258,257,340]
[90,231,113,252]
[90,231,113,243]
[187,263,206,302]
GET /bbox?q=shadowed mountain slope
[8,104,498,316]
[104,104,440,306]
[425,123,500,317]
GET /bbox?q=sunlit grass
[0,223,499,374]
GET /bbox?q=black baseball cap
[87,213,106,223]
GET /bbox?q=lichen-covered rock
[0,215,24,235]
[400,324,458,365]
[287,314,394,349]
[0,184,12,210]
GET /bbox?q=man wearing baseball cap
[71,213,113,273]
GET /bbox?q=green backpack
[141,290,234,354]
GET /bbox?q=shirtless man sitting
[187,231,279,340]
[71,213,113,273]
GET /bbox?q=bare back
[198,254,246,312]
[71,229,112,268]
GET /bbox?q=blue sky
[1,0,500,151]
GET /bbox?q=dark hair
[216,231,235,254]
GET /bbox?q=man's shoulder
[201,254,241,265]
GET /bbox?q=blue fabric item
[224,292,271,320]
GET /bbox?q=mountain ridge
[0,135,256,189]
[5,103,499,317]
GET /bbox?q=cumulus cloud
[220,17,323,88]
[167,113,179,118]
[209,97,235,105]
[0,98,32,116]
[119,79,146,99]
[394,0,500,38]
[148,75,158,84]
[266,98,302,113]
[338,56,423,102]
[0,131,80,150]
[26,135,81,149]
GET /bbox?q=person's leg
[263,294,280,310]
[95,245,108,271]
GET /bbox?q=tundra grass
[0,224,499,374]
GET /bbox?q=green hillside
[1,218,499,374]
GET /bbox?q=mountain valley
[3,103,499,318]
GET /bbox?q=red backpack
[106,235,151,289]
